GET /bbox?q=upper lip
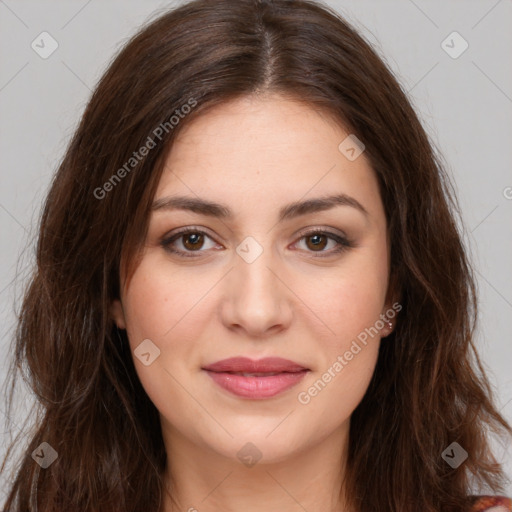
[202,357,309,373]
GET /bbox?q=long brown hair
[2,0,511,510]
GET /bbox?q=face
[111,93,395,466]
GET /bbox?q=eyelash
[160,226,353,259]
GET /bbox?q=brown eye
[294,229,352,257]
[161,228,219,258]
[305,233,329,251]
[182,232,205,250]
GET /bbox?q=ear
[110,299,126,330]
[380,270,402,337]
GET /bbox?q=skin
[111,93,396,512]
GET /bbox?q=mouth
[202,357,310,399]
[218,371,297,377]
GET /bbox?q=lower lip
[204,370,309,399]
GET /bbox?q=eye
[160,227,353,259]
[161,228,220,258]
[293,228,352,257]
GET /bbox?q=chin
[201,428,309,467]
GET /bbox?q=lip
[202,357,308,373]
[202,357,310,399]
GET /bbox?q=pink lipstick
[202,357,309,399]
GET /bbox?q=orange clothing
[470,495,512,511]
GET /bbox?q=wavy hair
[2,0,511,510]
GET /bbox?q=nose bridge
[233,234,280,300]
[221,234,292,334]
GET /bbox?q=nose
[220,246,293,338]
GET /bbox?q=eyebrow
[151,193,369,221]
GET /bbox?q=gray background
[1,0,511,499]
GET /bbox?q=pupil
[185,233,203,249]
[308,234,326,250]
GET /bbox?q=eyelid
[294,224,349,240]
[164,225,216,240]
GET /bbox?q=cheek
[306,274,384,386]
[294,269,385,432]
[121,259,215,384]
[296,338,379,444]
[120,263,205,426]
[122,260,204,343]
[303,258,389,342]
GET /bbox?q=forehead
[164,94,344,167]
[154,94,384,225]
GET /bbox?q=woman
[1,0,511,511]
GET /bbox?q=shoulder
[469,495,512,511]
